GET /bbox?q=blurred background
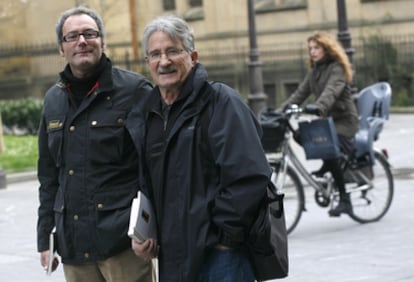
[1,0,414,106]
[0,0,414,177]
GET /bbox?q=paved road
[0,114,413,281]
[278,178,414,282]
[0,180,65,281]
[270,113,414,281]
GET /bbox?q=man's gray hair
[142,15,195,55]
[55,6,105,44]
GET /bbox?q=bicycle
[260,82,394,234]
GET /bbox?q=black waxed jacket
[37,58,152,264]
[127,64,272,282]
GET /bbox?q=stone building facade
[1,0,413,106]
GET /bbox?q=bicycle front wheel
[349,151,394,223]
[270,162,305,234]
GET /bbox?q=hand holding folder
[128,191,157,243]
[46,227,59,275]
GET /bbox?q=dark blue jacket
[127,64,271,282]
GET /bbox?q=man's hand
[40,250,59,273]
[131,239,158,261]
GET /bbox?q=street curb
[5,171,37,185]
[390,107,414,114]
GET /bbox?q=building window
[255,0,307,13]
[184,0,204,21]
[283,82,299,100]
[163,0,176,11]
[264,83,277,109]
[189,0,202,7]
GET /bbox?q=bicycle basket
[259,110,288,153]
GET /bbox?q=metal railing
[1,33,413,104]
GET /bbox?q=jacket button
[91,121,97,126]
[106,96,111,100]
[97,203,104,209]
[68,170,74,176]
[73,215,79,221]
[69,126,75,132]
[84,253,89,258]
[117,118,124,124]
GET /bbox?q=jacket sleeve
[280,72,312,109]
[208,83,271,247]
[37,111,59,252]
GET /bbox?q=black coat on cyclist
[281,31,358,217]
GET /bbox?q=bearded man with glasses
[36,6,153,282]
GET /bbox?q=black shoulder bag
[199,82,289,280]
[247,181,289,281]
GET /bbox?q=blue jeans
[196,248,255,282]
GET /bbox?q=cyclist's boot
[329,194,353,217]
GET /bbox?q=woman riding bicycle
[280,31,358,217]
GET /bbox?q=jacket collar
[312,54,334,68]
[149,63,209,113]
[58,53,114,94]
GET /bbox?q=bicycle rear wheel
[270,162,305,234]
[348,151,394,223]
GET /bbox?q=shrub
[0,98,43,135]
[393,89,411,106]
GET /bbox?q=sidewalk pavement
[1,113,413,281]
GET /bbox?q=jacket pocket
[94,187,137,253]
[88,110,127,164]
[45,115,65,166]
[53,191,72,258]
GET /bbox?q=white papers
[46,227,57,275]
[128,191,157,243]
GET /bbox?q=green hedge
[0,98,43,135]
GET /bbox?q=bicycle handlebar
[284,104,321,116]
[283,104,303,116]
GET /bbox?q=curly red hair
[307,31,353,83]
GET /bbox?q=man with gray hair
[37,6,153,281]
[130,15,272,282]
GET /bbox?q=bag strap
[198,81,219,158]
[267,181,284,218]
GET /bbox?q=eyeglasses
[146,48,185,63]
[63,29,100,42]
